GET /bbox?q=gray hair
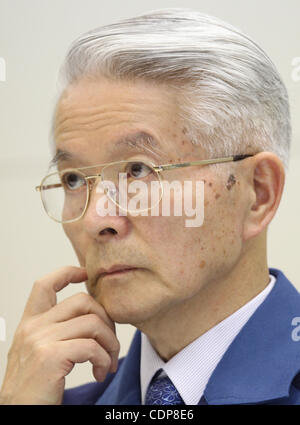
[50,7,291,170]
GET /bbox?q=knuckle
[111,338,121,354]
[88,340,111,369]
[61,265,72,272]
[33,276,47,287]
[87,338,99,353]
[33,343,52,363]
[76,292,90,305]
[74,292,95,315]
[103,352,112,369]
[88,313,102,326]
[32,279,42,290]
[60,265,75,278]
[33,279,48,295]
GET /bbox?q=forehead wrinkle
[54,109,140,140]
[55,118,138,142]
[54,102,161,137]
[52,130,169,168]
[56,104,140,124]
[108,131,168,160]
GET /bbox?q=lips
[97,264,139,279]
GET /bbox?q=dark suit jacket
[62,268,300,405]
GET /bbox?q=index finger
[22,266,88,318]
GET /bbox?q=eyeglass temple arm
[35,183,62,191]
[154,154,254,171]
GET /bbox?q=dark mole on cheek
[208,182,212,187]
[226,174,236,190]
[215,193,220,199]
[182,127,188,134]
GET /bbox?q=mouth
[101,268,138,279]
[97,265,140,280]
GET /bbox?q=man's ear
[242,152,285,241]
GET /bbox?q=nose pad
[93,177,119,203]
[85,176,119,216]
[85,176,103,208]
[87,176,102,193]
[105,186,118,201]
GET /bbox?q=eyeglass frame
[35,154,254,223]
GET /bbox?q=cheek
[199,182,245,267]
[202,176,244,230]
[144,181,239,257]
[142,215,205,282]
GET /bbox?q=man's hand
[0,266,120,405]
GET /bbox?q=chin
[88,273,172,325]
[98,296,156,325]
[95,288,167,326]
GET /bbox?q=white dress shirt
[140,273,276,405]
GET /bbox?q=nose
[82,177,131,241]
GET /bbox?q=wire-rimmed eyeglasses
[35,154,254,223]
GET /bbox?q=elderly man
[1,8,300,405]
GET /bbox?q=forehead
[52,77,196,166]
[55,77,179,124]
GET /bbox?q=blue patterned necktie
[145,374,185,405]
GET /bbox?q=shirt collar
[140,273,276,404]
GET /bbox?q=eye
[125,162,153,179]
[61,171,85,191]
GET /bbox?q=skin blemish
[182,127,188,135]
[200,260,206,268]
[215,193,220,199]
[226,174,236,190]
[208,182,212,187]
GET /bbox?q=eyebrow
[49,131,167,168]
